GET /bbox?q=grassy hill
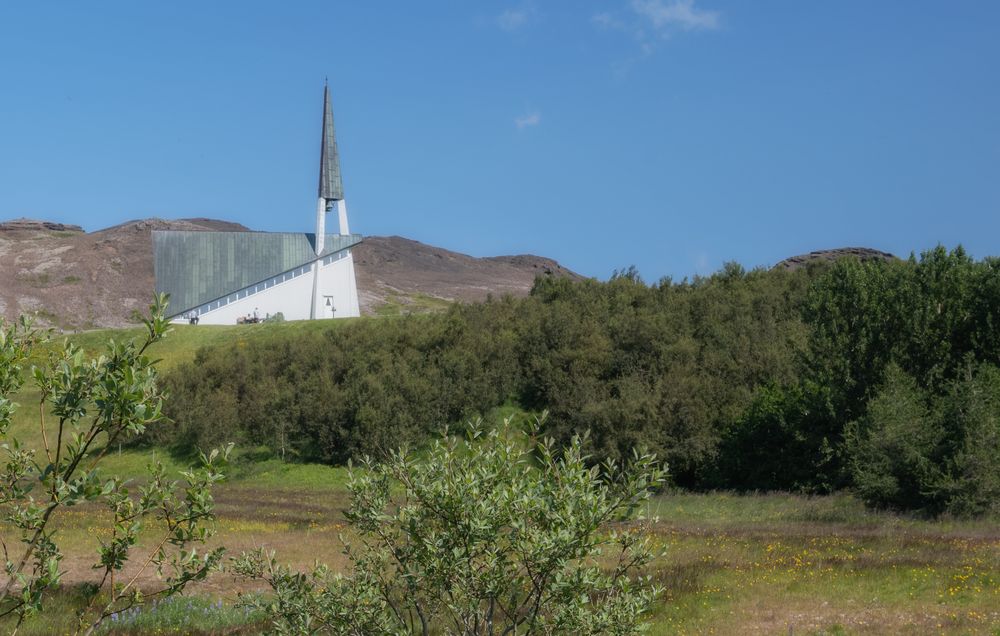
[11,319,359,485]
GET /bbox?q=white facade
[316,249,360,319]
[172,248,360,325]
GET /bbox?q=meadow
[3,322,999,635]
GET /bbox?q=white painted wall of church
[317,251,360,318]
[171,250,360,325]
[182,268,313,324]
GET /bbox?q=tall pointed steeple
[318,81,344,202]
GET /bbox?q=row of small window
[322,250,349,266]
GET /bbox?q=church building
[153,84,362,324]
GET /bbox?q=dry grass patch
[644,492,1000,635]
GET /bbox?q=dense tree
[156,245,1000,514]
[846,362,1000,516]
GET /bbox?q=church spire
[318,81,344,202]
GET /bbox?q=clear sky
[1,1,998,280]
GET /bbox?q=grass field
[6,484,999,635]
[2,323,999,634]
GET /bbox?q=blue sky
[1,1,998,280]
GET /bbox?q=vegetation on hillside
[4,277,998,635]
[156,246,1000,516]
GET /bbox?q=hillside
[354,235,580,313]
[0,217,581,329]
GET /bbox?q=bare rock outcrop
[775,247,896,271]
[0,218,84,233]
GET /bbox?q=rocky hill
[775,247,896,271]
[354,236,579,314]
[0,218,581,329]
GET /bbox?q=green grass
[96,596,265,635]
[40,319,355,370]
[15,272,51,286]
[30,444,351,492]
[1,588,264,636]
[650,489,899,528]
[373,292,453,316]
[220,446,351,490]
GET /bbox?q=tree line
[153,246,1000,516]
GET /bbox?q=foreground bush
[0,296,229,635]
[233,416,666,635]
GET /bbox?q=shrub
[233,415,666,635]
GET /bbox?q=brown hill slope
[354,236,580,314]
[0,218,581,329]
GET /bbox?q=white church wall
[318,250,360,318]
[173,264,315,325]
[170,248,360,325]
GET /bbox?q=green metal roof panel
[153,231,361,315]
[318,84,344,201]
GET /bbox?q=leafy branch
[0,295,230,634]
